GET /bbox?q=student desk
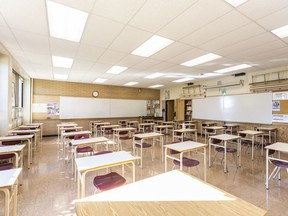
[75,170,267,216]
[224,123,239,134]
[100,124,120,136]
[57,123,77,140]
[164,141,207,181]
[19,124,42,141]
[0,168,22,216]
[0,135,33,169]
[113,127,136,150]
[75,151,136,198]
[256,127,277,143]
[238,130,264,161]
[89,120,102,133]
[0,145,25,168]
[209,134,241,173]
[201,121,217,136]
[9,129,40,151]
[126,121,139,129]
[162,121,176,129]
[265,142,288,189]
[70,136,110,173]
[204,126,226,143]
[138,123,155,132]
[173,128,197,142]
[154,125,173,134]
[92,122,110,136]
[61,130,92,155]
[26,123,44,140]
[133,132,164,167]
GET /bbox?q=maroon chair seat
[94,150,112,156]
[76,146,93,153]
[93,172,126,191]
[215,147,237,153]
[2,140,21,145]
[0,154,15,160]
[271,160,288,168]
[173,157,200,167]
[0,163,14,171]
[135,142,152,148]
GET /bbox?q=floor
[1,133,288,216]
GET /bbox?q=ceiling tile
[97,49,127,65]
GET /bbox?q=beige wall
[32,79,160,135]
[160,66,288,142]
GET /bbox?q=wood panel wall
[33,79,160,135]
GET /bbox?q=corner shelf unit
[184,100,192,121]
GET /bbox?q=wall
[160,66,288,142]
[32,79,160,135]
[0,43,31,135]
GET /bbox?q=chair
[118,130,133,151]
[210,138,238,171]
[133,132,152,168]
[74,134,93,156]
[173,157,200,177]
[0,163,14,171]
[269,160,288,181]
[93,172,126,191]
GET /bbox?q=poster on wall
[272,114,288,123]
[273,92,288,100]
[47,102,59,115]
[272,101,280,111]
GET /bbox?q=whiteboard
[60,96,147,119]
[110,99,147,117]
[192,92,272,124]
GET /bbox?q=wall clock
[92,91,99,97]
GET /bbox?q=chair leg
[210,151,219,167]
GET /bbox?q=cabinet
[147,100,160,117]
[185,100,192,121]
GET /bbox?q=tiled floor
[1,134,288,216]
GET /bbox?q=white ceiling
[1,0,288,88]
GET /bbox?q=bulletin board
[272,92,288,123]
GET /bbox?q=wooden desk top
[133,132,163,139]
[165,141,207,152]
[18,125,40,129]
[0,144,26,153]
[113,127,136,132]
[238,130,263,135]
[70,137,109,146]
[0,168,22,189]
[256,127,276,131]
[76,151,136,173]
[10,129,40,133]
[62,130,91,137]
[57,123,77,127]
[209,134,241,141]
[265,142,288,152]
[75,170,267,216]
[224,124,239,127]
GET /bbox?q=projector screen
[60,97,147,119]
[192,92,272,124]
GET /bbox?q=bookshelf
[147,100,160,117]
[185,100,192,121]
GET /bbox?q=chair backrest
[94,150,112,156]
[74,134,89,140]
[207,129,214,133]
[239,133,246,138]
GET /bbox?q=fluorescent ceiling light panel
[214,64,251,73]
[93,78,107,83]
[131,35,174,57]
[225,0,247,7]
[46,0,88,42]
[106,66,128,74]
[149,84,164,88]
[181,53,222,67]
[271,24,288,38]
[145,72,165,79]
[124,82,138,86]
[52,56,73,68]
[54,74,68,80]
[173,77,195,83]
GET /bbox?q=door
[175,99,185,121]
[166,100,175,121]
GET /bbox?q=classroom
[1,0,288,215]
